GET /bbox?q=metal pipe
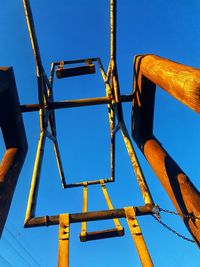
[135,54,200,113]
[24,130,46,223]
[120,122,154,206]
[58,214,69,267]
[0,67,28,237]
[65,178,113,188]
[24,205,153,228]
[20,95,133,113]
[53,57,99,66]
[53,140,66,188]
[125,207,154,267]
[80,184,88,241]
[110,0,116,61]
[23,0,46,106]
[23,0,42,70]
[141,136,200,247]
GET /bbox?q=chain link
[158,206,200,221]
[151,205,198,243]
[152,214,195,243]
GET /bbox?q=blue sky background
[1,0,200,266]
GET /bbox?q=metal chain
[152,214,195,243]
[158,207,200,221]
[151,205,199,243]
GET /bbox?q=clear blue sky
[0,0,200,266]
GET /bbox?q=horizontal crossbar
[24,205,153,228]
[20,95,133,113]
[56,65,95,79]
[80,227,124,242]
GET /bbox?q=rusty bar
[23,0,46,106]
[0,67,28,237]
[24,205,153,228]
[125,207,154,266]
[80,184,88,241]
[23,0,42,69]
[48,63,67,188]
[132,55,200,246]
[20,95,133,113]
[142,137,200,246]
[82,228,123,241]
[120,122,154,205]
[135,54,200,113]
[65,178,112,188]
[56,64,95,79]
[24,130,46,223]
[110,0,116,61]
[97,58,116,181]
[53,140,66,188]
[53,57,99,66]
[58,214,69,267]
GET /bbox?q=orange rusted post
[132,54,200,246]
[134,54,200,113]
[143,137,200,245]
[0,67,27,237]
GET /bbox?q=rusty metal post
[125,207,154,267]
[0,67,27,237]
[134,54,200,113]
[142,137,200,246]
[120,122,154,206]
[58,214,70,267]
[132,54,200,246]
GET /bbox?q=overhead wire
[2,235,33,267]
[5,226,43,267]
[0,254,13,267]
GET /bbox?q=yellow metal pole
[125,207,154,267]
[120,122,153,206]
[100,180,123,232]
[80,183,88,241]
[58,214,70,267]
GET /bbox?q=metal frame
[23,0,154,227]
[22,0,155,266]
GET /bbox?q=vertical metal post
[58,214,70,267]
[97,59,115,180]
[110,0,116,61]
[125,207,154,267]
[80,183,88,241]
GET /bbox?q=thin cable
[0,254,13,267]
[5,226,42,267]
[6,219,45,266]
[2,236,33,267]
